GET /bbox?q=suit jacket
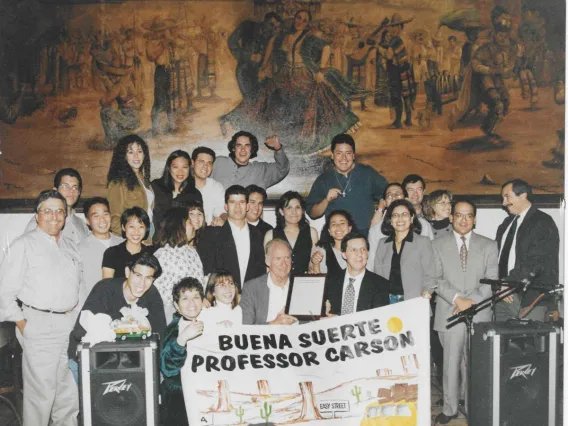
[326,269,389,315]
[198,221,265,291]
[496,205,559,306]
[250,218,273,239]
[240,273,278,325]
[432,232,498,331]
[374,233,436,300]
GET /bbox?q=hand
[311,250,324,266]
[269,309,297,325]
[326,188,342,203]
[325,299,331,316]
[454,296,474,313]
[177,320,204,346]
[315,71,325,84]
[421,290,432,299]
[210,216,225,227]
[265,135,282,151]
[16,319,26,335]
[202,298,211,308]
[500,286,514,303]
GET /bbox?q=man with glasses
[24,168,89,244]
[306,134,388,237]
[0,189,82,426]
[430,200,498,424]
[212,130,290,190]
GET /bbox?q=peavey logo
[102,379,133,395]
[510,364,537,380]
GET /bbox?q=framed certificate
[285,274,327,321]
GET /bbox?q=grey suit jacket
[374,233,436,300]
[432,232,498,332]
[240,273,271,325]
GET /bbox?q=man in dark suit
[432,200,498,424]
[327,232,389,315]
[198,185,265,292]
[246,185,273,238]
[495,179,559,321]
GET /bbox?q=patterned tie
[498,215,519,279]
[460,236,468,273]
[342,278,356,315]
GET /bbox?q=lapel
[244,224,256,279]
[222,222,240,277]
[497,213,515,248]
[515,205,536,250]
[356,271,371,311]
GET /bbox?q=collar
[517,205,531,221]
[267,273,290,290]
[228,219,248,232]
[385,230,415,243]
[346,269,365,281]
[453,230,472,245]
[36,227,62,244]
[431,217,451,230]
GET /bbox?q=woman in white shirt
[199,270,242,327]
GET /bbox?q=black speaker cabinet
[78,336,159,426]
[469,321,561,426]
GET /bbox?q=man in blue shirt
[306,134,388,236]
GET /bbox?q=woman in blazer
[107,134,155,241]
[374,199,436,303]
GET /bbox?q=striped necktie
[342,278,356,315]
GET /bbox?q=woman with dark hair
[107,134,155,241]
[199,269,242,327]
[264,191,318,274]
[102,207,154,279]
[151,150,203,237]
[374,199,435,303]
[160,277,205,426]
[310,209,356,275]
[186,201,206,247]
[423,189,453,239]
[220,10,365,153]
[153,207,204,322]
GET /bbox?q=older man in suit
[327,232,389,315]
[432,200,498,424]
[240,239,298,325]
[199,185,266,292]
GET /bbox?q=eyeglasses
[38,208,66,217]
[391,212,411,219]
[436,201,451,206]
[215,281,235,289]
[59,184,80,193]
[453,213,475,221]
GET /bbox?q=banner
[182,298,431,426]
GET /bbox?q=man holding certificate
[326,232,390,315]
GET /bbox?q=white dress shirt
[499,206,530,275]
[341,270,365,312]
[199,178,226,224]
[266,274,290,323]
[228,220,251,286]
[199,303,243,328]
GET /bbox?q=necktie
[498,215,519,279]
[460,236,468,273]
[342,278,356,315]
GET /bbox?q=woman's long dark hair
[291,10,312,66]
[380,199,422,237]
[159,150,195,192]
[317,210,357,249]
[275,191,309,230]
[154,207,191,248]
[107,134,151,190]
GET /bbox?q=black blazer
[151,179,203,236]
[496,205,559,305]
[250,218,273,239]
[198,221,265,291]
[326,269,390,315]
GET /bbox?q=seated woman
[309,209,356,275]
[264,191,318,274]
[102,206,154,279]
[151,150,203,238]
[374,199,436,304]
[161,278,205,426]
[107,134,155,242]
[423,189,453,239]
[199,269,242,328]
[153,207,204,321]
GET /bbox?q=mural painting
[0,0,564,200]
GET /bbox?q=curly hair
[275,191,309,230]
[154,207,191,249]
[107,134,151,190]
[172,277,204,305]
[227,131,259,160]
[317,209,357,249]
[159,150,195,193]
[380,199,422,237]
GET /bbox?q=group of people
[0,128,560,426]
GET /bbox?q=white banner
[182,298,431,425]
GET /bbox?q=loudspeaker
[78,336,159,426]
[469,321,561,426]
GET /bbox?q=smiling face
[294,11,310,32]
[405,181,424,208]
[385,185,405,207]
[86,203,111,237]
[192,153,214,180]
[342,237,369,275]
[390,205,413,235]
[331,143,355,175]
[329,213,352,243]
[501,183,530,215]
[433,195,452,220]
[247,192,264,222]
[280,198,303,226]
[57,175,81,210]
[233,136,252,166]
[451,202,476,236]
[213,277,237,306]
[189,208,205,229]
[36,197,66,237]
[124,264,156,300]
[174,288,204,320]
[126,143,144,173]
[266,241,292,282]
[122,216,147,245]
[225,194,248,222]
[169,156,190,187]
